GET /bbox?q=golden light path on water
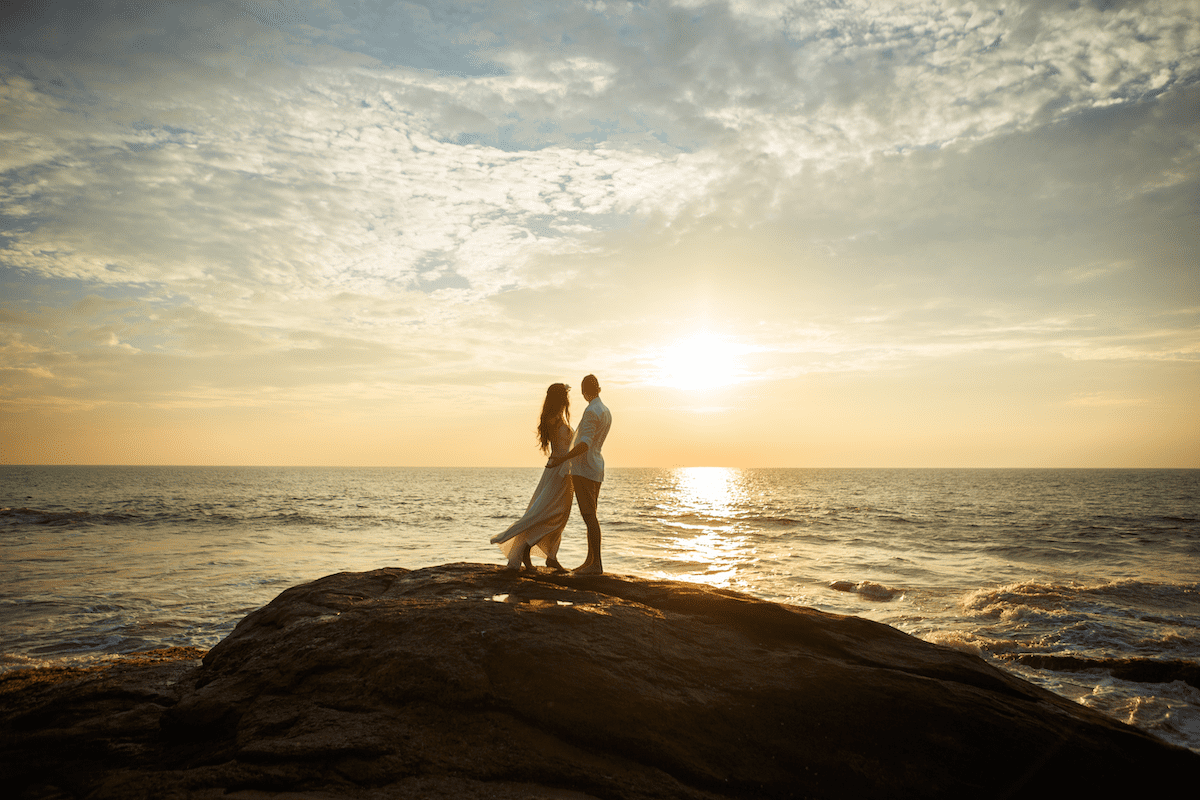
[650,467,757,590]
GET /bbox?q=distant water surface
[2,466,1197,751]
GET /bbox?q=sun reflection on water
[675,466,746,517]
[652,467,755,590]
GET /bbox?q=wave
[0,506,142,527]
[1155,515,1196,525]
[738,514,800,527]
[0,504,457,532]
[1,504,264,528]
[962,579,1200,619]
[829,580,903,601]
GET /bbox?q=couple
[491,374,612,575]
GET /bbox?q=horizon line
[2,464,1197,470]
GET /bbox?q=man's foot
[573,563,603,575]
[546,557,566,572]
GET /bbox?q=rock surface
[3,563,1196,798]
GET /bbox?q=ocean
[2,466,1197,752]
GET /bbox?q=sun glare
[648,467,754,590]
[655,333,747,390]
[676,466,746,517]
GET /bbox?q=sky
[1,0,1197,468]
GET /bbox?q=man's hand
[546,441,588,470]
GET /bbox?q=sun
[655,333,746,390]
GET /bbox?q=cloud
[1,0,1197,464]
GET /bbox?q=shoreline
[3,563,1196,798]
[0,646,208,694]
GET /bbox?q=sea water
[2,466,1197,752]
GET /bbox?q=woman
[490,383,573,571]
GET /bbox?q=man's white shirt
[572,396,611,484]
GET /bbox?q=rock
[2,563,1196,798]
[0,647,206,799]
[1008,653,1200,689]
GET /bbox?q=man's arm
[550,404,598,468]
[547,442,587,468]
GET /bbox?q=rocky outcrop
[3,563,1197,798]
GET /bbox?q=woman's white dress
[490,422,573,567]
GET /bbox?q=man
[548,374,611,575]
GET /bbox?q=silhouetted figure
[547,374,611,574]
[490,383,573,571]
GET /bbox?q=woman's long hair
[537,383,571,454]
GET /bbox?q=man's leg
[578,512,602,574]
[573,477,603,574]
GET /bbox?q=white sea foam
[1079,679,1200,753]
[919,630,986,655]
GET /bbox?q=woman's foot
[546,557,565,572]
